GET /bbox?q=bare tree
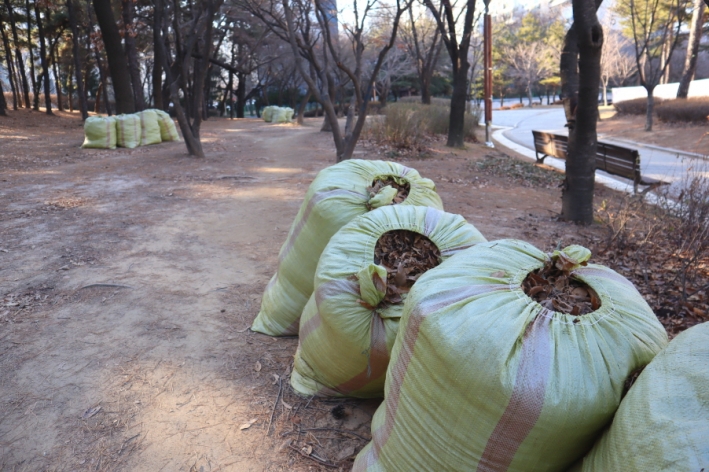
[677,0,705,98]
[621,0,689,130]
[400,6,443,104]
[505,41,554,106]
[155,0,225,157]
[423,0,477,147]
[600,26,636,106]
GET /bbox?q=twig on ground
[288,444,338,468]
[266,376,283,436]
[79,284,133,290]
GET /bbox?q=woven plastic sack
[272,107,294,123]
[262,106,276,122]
[81,116,117,149]
[291,205,486,398]
[572,322,709,472]
[251,160,443,336]
[354,239,668,472]
[116,114,141,148]
[139,110,162,145]
[154,109,180,142]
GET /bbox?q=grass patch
[656,97,709,124]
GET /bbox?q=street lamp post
[484,0,494,147]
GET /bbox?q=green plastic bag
[154,109,180,142]
[81,116,117,149]
[262,106,276,122]
[291,205,486,398]
[116,114,141,148]
[354,240,668,472]
[272,107,294,123]
[573,322,709,472]
[139,110,162,145]
[251,160,443,336]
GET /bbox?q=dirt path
[1,111,610,471]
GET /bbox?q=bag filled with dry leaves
[290,205,486,398]
[353,240,668,472]
[251,160,443,337]
[571,321,709,472]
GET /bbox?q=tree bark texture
[644,88,655,131]
[51,42,63,111]
[34,1,53,114]
[562,0,603,225]
[677,0,705,98]
[152,2,163,110]
[92,0,135,113]
[236,72,247,118]
[67,0,88,119]
[4,0,30,107]
[121,0,145,110]
[0,18,18,109]
[0,69,6,114]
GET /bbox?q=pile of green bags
[262,106,294,123]
[81,109,180,149]
[251,160,443,336]
[252,158,701,471]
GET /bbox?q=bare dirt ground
[0,109,701,471]
[597,112,709,155]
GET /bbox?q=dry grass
[614,96,709,124]
[364,102,479,152]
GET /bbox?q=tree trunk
[421,74,431,104]
[645,88,654,131]
[677,0,705,98]
[152,2,163,110]
[0,20,18,110]
[602,79,608,106]
[447,67,469,147]
[121,0,145,110]
[0,72,6,114]
[67,0,88,120]
[95,80,102,113]
[34,2,52,114]
[527,84,533,107]
[68,60,73,112]
[296,89,311,125]
[92,0,135,114]
[4,0,29,108]
[236,72,246,118]
[51,42,63,111]
[25,0,39,110]
[562,0,603,225]
[560,24,579,130]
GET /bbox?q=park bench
[532,130,668,194]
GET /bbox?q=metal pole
[484,0,494,148]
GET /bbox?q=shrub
[364,101,479,150]
[613,97,660,115]
[656,97,709,124]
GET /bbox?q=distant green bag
[272,107,294,123]
[139,110,162,145]
[154,109,180,141]
[251,160,443,336]
[291,205,486,398]
[262,106,276,122]
[81,116,117,149]
[354,240,668,472]
[573,322,709,472]
[116,114,141,148]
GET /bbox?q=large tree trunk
[34,2,53,114]
[645,88,655,131]
[92,0,135,114]
[0,70,6,114]
[236,72,246,118]
[677,0,705,98]
[152,2,164,110]
[296,89,311,125]
[0,19,18,110]
[26,0,39,110]
[121,0,145,110]
[67,0,88,120]
[562,0,603,225]
[447,67,469,147]
[51,42,63,111]
[560,24,579,130]
[4,0,30,108]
